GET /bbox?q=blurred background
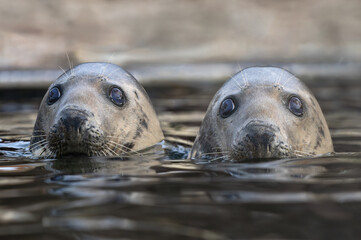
[0,0,360,70]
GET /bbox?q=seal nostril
[61,113,87,133]
[246,128,276,148]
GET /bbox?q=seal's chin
[229,122,293,161]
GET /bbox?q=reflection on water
[1,152,361,239]
[0,79,360,239]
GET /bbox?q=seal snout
[48,108,105,156]
[246,125,276,150]
[231,121,291,160]
[60,111,88,134]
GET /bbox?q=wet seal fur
[190,67,333,162]
[30,62,164,157]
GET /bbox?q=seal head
[190,67,333,162]
[30,62,164,157]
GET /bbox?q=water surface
[0,78,360,239]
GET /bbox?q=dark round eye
[109,87,126,106]
[219,98,236,118]
[288,96,304,116]
[47,87,61,105]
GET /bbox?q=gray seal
[30,62,164,157]
[190,67,333,162]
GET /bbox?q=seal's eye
[47,87,61,105]
[219,98,236,118]
[288,96,304,117]
[109,87,126,106]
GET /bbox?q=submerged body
[30,62,164,157]
[191,67,333,162]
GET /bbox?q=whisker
[107,140,141,156]
[237,62,244,72]
[105,147,114,157]
[106,135,133,139]
[105,144,118,156]
[99,62,112,79]
[50,150,57,158]
[293,150,314,157]
[42,147,55,159]
[276,69,284,86]
[105,148,114,157]
[39,147,48,157]
[31,130,46,133]
[106,136,151,155]
[66,52,73,76]
[29,139,47,149]
[203,150,228,155]
[100,150,107,157]
[209,146,228,151]
[30,134,47,138]
[44,146,55,158]
[200,151,229,156]
[241,70,249,87]
[228,73,243,91]
[293,150,312,154]
[107,141,133,156]
[58,65,69,78]
[208,155,229,162]
[282,74,297,87]
[106,52,116,63]
[104,67,121,80]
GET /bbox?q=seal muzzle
[231,120,292,160]
[48,108,105,156]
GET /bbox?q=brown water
[0,78,360,239]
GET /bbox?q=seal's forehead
[228,67,306,90]
[55,62,136,85]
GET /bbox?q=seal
[190,67,334,162]
[30,62,164,157]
